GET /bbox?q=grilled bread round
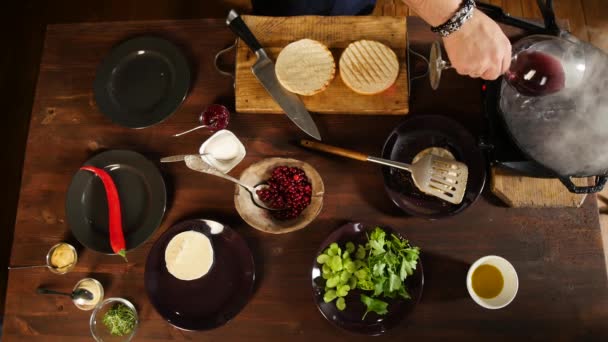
[339,40,399,95]
[275,39,336,96]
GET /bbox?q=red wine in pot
[506,51,566,96]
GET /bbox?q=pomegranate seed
[201,104,230,131]
[256,166,313,220]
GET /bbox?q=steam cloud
[500,35,608,177]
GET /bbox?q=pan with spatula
[299,139,468,205]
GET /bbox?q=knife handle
[299,140,369,162]
[226,10,263,53]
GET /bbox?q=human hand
[442,9,512,80]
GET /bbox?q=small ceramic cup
[199,129,246,173]
[466,255,518,309]
[73,278,105,311]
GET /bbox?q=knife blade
[160,154,208,163]
[226,10,322,140]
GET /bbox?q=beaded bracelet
[431,0,476,37]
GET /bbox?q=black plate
[145,219,255,331]
[381,115,486,219]
[66,150,166,253]
[94,36,191,128]
[311,222,423,335]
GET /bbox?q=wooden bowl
[234,158,324,234]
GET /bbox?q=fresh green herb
[316,227,420,319]
[102,303,136,336]
[336,297,346,311]
[361,294,389,318]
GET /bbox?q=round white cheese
[165,230,214,281]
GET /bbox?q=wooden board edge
[490,167,590,208]
[234,107,409,115]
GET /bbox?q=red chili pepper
[80,166,128,261]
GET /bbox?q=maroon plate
[311,222,423,335]
[381,115,486,219]
[145,219,255,330]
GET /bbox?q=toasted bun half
[275,39,336,96]
[339,40,399,95]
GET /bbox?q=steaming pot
[481,0,608,193]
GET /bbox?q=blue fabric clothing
[252,0,377,16]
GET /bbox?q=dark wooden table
[3,17,608,341]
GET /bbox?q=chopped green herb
[361,294,388,319]
[316,227,420,319]
[316,254,330,264]
[326,275,340,288]
[323,289,338,303]
[102,303,136,336]
[355,245,366,260]
[336,284,350,297]
[336,297,346,311]
[345,242,355,254]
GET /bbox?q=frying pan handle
[558,176,608,194]
[476,1,556,35]
[537,0,561,36]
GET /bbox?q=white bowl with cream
[466,255,518,309]
[199,130,246,173]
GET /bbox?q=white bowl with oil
[466,255,518,309]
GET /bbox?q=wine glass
[428,35,586,96]
[428,40,452,90]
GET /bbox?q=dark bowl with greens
[311,223,424,335]
[90,297,138,341]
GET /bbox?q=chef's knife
[226,10,322,140]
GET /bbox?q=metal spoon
[173,104,230,137]
[37,287,94,305]
[8,242,77,274]
[183,155,282,211]
[8,265,48,270]
[173,117,211,137]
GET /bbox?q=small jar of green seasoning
[90,297,138,341]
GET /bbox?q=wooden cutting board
[491,167,593,208]
[235,15,408,115]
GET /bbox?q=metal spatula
[299,139,468,204]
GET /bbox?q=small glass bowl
[90,298,138,342]
[46,242,78,274]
